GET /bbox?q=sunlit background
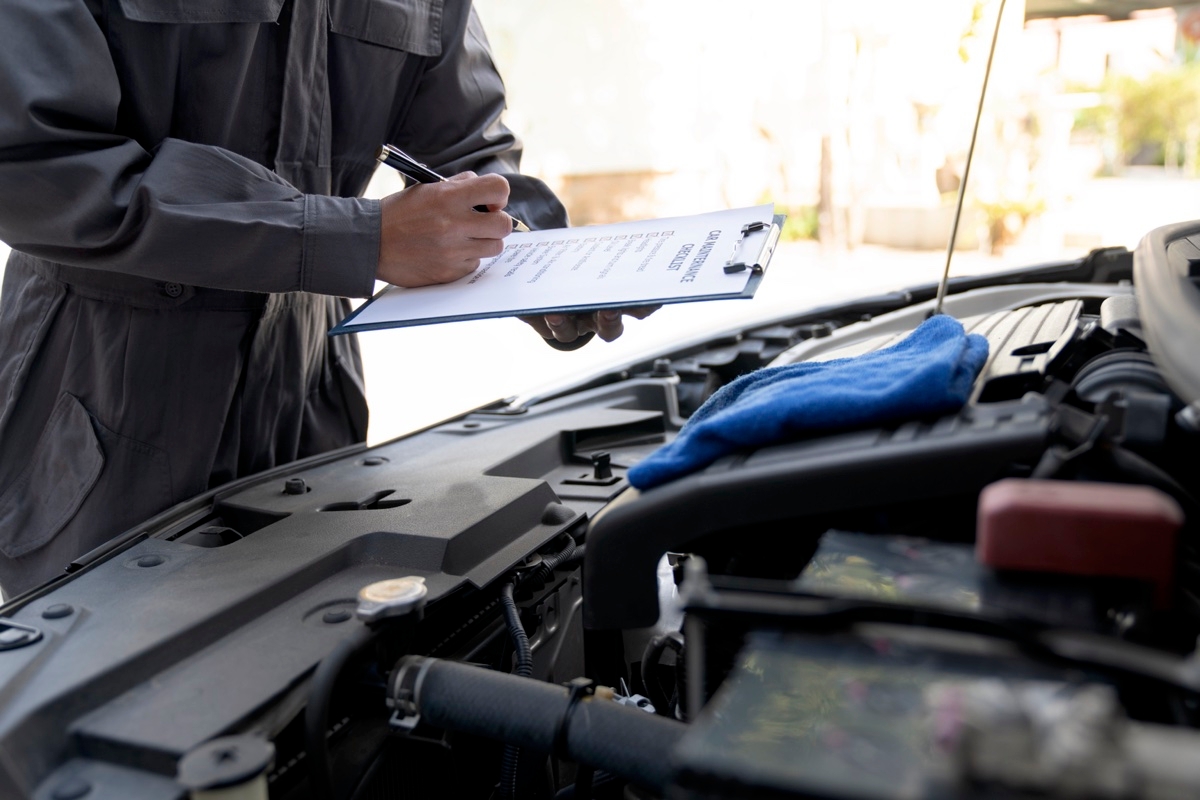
[3,0,1200,444]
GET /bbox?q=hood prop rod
[934,0,1008,317]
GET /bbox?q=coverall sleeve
[396,6,570,232]
[0,0,379,298]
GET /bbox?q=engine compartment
[1,232,1198,800]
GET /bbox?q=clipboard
[331,205,785,335]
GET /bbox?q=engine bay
[0,226,1198,800]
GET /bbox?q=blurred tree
[1076,64,1200,175]
[1115,65,1200,171]
[959,0,987,63]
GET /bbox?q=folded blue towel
[628,315,989,490]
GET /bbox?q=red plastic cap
[976,479,1185,608]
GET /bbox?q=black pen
[376,144,531,233]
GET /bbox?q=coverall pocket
[328,0,444,56]
[116,0,285,24]
[0,394,103,560]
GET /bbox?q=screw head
[650,358,676,377]
[283,478,308,495]
[177,735,274,791]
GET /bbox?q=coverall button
[163,282,183,298]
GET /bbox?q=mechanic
[0,0,640,596]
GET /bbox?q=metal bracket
[387,657,435,733]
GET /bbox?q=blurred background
[4,0,1200,443]
[473,0,1200,255]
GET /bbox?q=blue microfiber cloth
[628,315,989,490]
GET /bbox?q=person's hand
[520,306,660,345]
[377,172,513,287]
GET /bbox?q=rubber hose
[498,582,533,799]
[1107,445,1200,518]
[305,624,377,800]
[500,582,534,678]
[499,536,579,798]
[392,657,685,792]
[521,537,578,590]
[554,769,619,799]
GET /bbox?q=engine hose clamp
[387,656,435,733]
[553,677,595,761]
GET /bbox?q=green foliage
[1113,65,1200,165]
[1074,64,1200,171]
[777,205,819,242]
[976,197,1045,221]
[977,197,1046,254]
[1071,97,1111,140]
[959,0,987,63]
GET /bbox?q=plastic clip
[553,677,595,760]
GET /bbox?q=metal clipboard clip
[722,215,785,275]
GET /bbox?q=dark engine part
[670,625,1200,800]
[7,235,1200,800]
[247,233,1200,799]
[584,396,1052,630]
[1134,221,1200,408]
[258,546,591,800]
[387,656,684,794]
[584,289,1198,631]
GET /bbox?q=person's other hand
[377,172,513,287]
[520,306,660,345]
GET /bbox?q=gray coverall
[0,0,568,596]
